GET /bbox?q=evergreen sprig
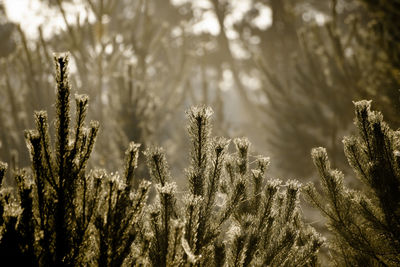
[305,100,400,266]
[145,105,323,266]
[0,53,150,266]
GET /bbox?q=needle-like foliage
[0,53,150,266]
[144,105,323,266]
[0,52,322,266]
[305,100,400,266]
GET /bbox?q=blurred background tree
[0,4,16,58]
[233,0,400,179]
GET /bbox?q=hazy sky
[3,0,272,39]
[3,0,95,38]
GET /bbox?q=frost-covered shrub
[144,106,323,266]
[0,53,322,266]
[305,101,400,266]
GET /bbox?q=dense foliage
[0,54,322,266]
